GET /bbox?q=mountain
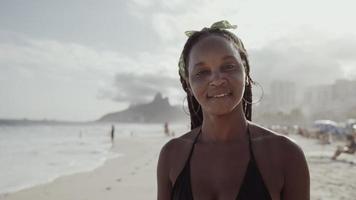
[97,93,188,123]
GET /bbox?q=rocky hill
[97,93,188,123]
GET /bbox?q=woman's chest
[189,144,250,199]
[188,143,284,200]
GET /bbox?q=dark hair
[179,28,254,130]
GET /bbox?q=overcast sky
[1,0,356,121]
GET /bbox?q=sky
[0,0,356,121]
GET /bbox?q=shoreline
[1,134,355,200]
[0,135,169,200]
[0,152,121,196]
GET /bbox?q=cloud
[0,30,182,84]
[0,31,145,120]
[98,72,183,104]
[124,0,356,96]
[2,0,356,120]
[0,31,131,81]
[97,29,356,106]
[95,45,188,106]
[0,30,187,117]
[127,0,356,55]
[249,34,356,90]
[128,0,242,43]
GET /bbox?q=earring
[189,94,202,116]
[182,94,202,116]
[243,81,264,104]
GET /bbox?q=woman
[157,20,310,200]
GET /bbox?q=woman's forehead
[188,35,241,64]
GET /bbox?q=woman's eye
[223,64,236,71]
[195,70,209,78]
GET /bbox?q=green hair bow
[184,20,237,37]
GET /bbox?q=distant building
[254,78,356,124]
[269,81,297,112]
[304,79,356,120]
[332,79,356,103]
[304,85,333,110]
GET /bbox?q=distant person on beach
[157,20,310,200]
[164,122,170,137]
[318,132,331,145]
[331,134,356,160]
[110,125,115,144]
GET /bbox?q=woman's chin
[201,95,242,116]
[203,105,239,117]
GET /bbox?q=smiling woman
[157,20,310,200]
[187,36,246,117]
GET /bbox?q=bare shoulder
[250,122,310,198]
[159,127,199,158]
[158,127,200,183]
[248,122,310,199]
[249,121,305,155]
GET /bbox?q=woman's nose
[209,72,227,87]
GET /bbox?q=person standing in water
[157,20,310,200]
[110,125,115,144]
[164,122,170,137]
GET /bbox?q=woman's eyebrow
[193,55,237,67]
[192,61,206,68]
[221,55,237,61]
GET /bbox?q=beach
[0,134,169,200]
[0,132,355,200]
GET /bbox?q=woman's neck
[201,104,248,143]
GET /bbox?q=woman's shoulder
[249,123,310,198]
[248,121,306,157]
[249,122,309,182]
[158,127,201,183]
[159,126,200,157]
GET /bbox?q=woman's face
[187,35,246,116]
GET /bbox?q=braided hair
[179,28,254,130]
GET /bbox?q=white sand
[294,135,356,200]
[0,134,355,200]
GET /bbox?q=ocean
[0,123,189,195]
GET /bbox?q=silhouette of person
[332,134,356,160]
[111,125,115,144]
[164,122,169,136]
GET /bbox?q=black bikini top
[171,126,272,200]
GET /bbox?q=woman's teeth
[213,93,229,98]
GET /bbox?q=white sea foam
[0,123,188,194]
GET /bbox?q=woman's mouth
[208,92,232,98]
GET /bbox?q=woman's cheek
[229,71,245,84]
[189,76,208,89]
